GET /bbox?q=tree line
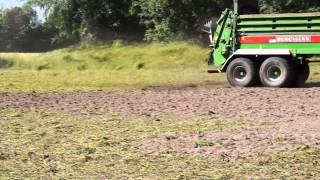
[1,0,320,52]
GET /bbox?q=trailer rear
[206,0,320,87]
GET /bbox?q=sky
[0,0,45,21]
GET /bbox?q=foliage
[131,0,231,41]
[0,0,318,50]
[27,0,320,43]
[0,5,57,52]
[259,0,320,13]
[28,0,142,42]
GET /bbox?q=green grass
[1,108,319,179]
[0,42,227,92]
[1,41,320,92]
[0,69,225,92]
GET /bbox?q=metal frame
[232,0,239,53]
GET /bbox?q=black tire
[292,61,310,87]
[259,57,294,87]
[227,58,259,87]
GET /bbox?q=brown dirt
[0,87,320,120]
[1,87,320,157]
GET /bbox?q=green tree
[0,5,58,52]
[259,0,320,13]
[28,0,142,42]
[0,6,38,51]
[21,0,320,44]
[131,0,232,41]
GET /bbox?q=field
[1,42,320,179]
[0,42,226,92]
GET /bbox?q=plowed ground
[1,87,320,158]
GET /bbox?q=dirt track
[1,87,320,158]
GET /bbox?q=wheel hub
[234,66,247,82]
[267,66,282,81]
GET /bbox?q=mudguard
[220,49,292,72]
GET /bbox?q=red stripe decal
[311,35,320,42]
[240,35,320,44]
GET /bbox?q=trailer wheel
[293,61,310,87]
[260,57,294,87]
[227,58,259,87]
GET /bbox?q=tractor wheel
[259,57,294,87]
[227,58,259,87]
[292,61,310,87]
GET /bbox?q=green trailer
[206,0,320,87]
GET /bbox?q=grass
[0,69,225,92]
[1,41,320,92]
[1,108,319,179]
[0,41,228,92]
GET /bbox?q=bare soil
[1,87,320,158]
[1,87,320,120]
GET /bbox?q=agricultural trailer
[203,0,320,87]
